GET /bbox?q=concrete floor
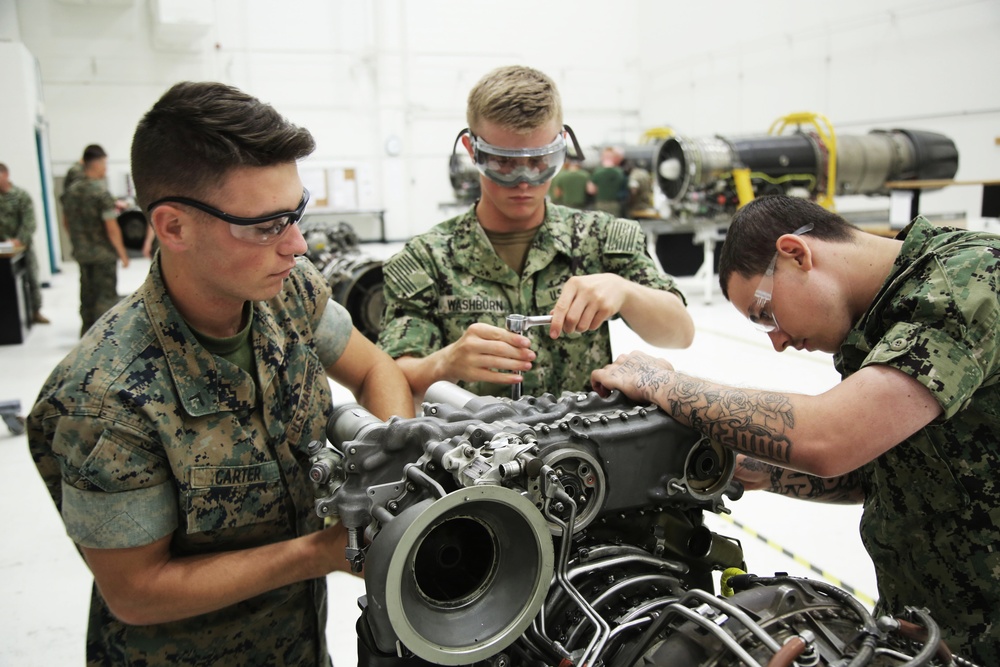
[0,252,876,666]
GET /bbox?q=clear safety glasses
[747,223,814,333]
[147,188,310,245]
[453,125,585,188]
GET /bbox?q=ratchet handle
[505,314,553,399]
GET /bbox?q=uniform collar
[837,216,962,371]
[451,202,576,282]
[140,256,287,417]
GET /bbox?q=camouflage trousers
[23,245,42,313]
[79,261,118,336]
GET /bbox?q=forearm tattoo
[777,469,864,503]
[737,457,863,503]
[611,358,866,502]
[617,360,794,464]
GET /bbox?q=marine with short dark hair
[28,81,414,666]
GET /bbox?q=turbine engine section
[309,382,976,667]
[621,143,661,173]
[311,382,743,664]
[656,128,958,218]
[301,220,385,342]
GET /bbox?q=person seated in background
[0,162,49,324]
[28,80,414,666]
[378,64,693,400]
[591,194,1000,663]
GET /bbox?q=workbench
[0,249,32,345]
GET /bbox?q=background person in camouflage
[0,162,49,324]
[62,146,130,336]
[59,144,106,236]
[378,65,694,400]
[28,81,414,666]
[586,146,626,216]
[61,144,106,210]
[549,156,589,209]
[592,195,1000,663]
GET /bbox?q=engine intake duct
[363,486,554,665]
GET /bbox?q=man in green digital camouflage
[61,144,106,206]
[28,81,414,666]
[62,144,131,336]
[378,65,694,400]
[592,195,1000,663]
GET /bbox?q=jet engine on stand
[308,382,976,667]
[638,113,959,301]
[654,112,958,220]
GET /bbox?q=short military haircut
[718,195,860,300]
[130,81,316,212]
[466,65,563,135]
[82,144,107,162]
[0,163,8,175]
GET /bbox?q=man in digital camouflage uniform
[60,145,104,232]
[378,65,694,400]
[0,162,49,323]
[62,145,105,205]
[63,159,85,195]
[586,146,626,216]
[549,157,589,209]
[28,81,414,666]
[62,146,130,336]
[592,195,1000,663]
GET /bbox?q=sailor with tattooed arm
[591,195,1000,664]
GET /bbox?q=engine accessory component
[504,314,554,400]
[301,220,384,342]
[310,383,977,667]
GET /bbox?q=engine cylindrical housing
[655,128,958,203]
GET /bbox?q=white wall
[0,39,61,281]
[634,0,1000,218]
[6,0,1000,252]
